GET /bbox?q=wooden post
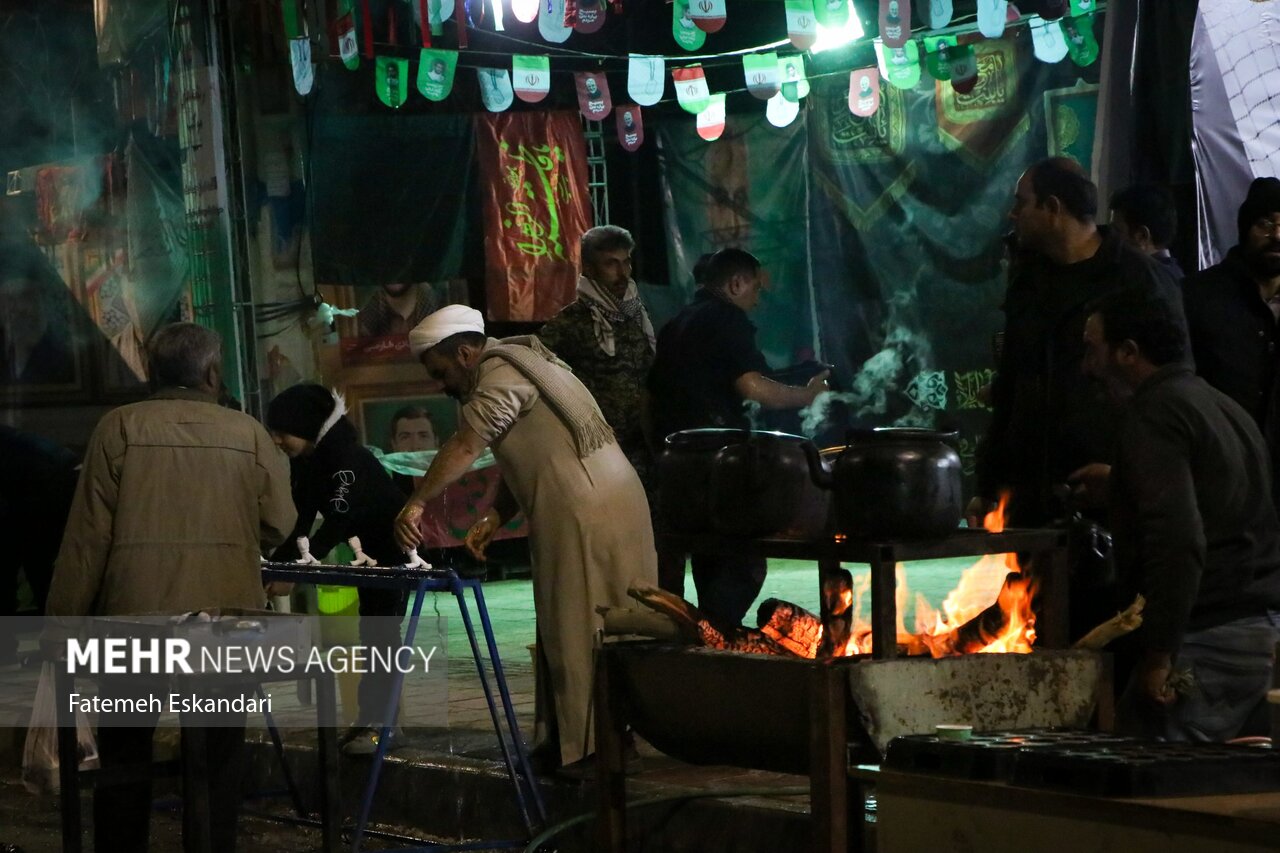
[595,647,628,853]
[1032,543,1070,649]
[870,547,898,660]
[809,663,848,853]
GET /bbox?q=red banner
[475,111,592,321]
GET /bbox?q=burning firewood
[921,573,1036,657]
[756,598,823,658]
[1073,595,1145,650]
[597,606,684,641]
[627,585,800,656]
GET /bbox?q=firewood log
[757,598,823,658]
[1072,595,1145,650]
[923,572,1029,656]
[626,584,799,656]
[596,606,684,641]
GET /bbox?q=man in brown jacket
[46,322,296,853]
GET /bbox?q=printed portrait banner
[616,104,645,151]
[672,0,706,51]
[880,0,912,49]
[743,52,780,100]
[815,0,850,28]
[513,54,551,103]
[779,55,810,102]
[628,55,666,106]
[876,39,921,90]
[1063,14,1099,67]
[785,0,817,50]
[576,72,614,120]
[376,56,410,108]
[475,111,592,321]
[848,67,880,116]
[417,48,458,101]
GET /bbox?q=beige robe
[462,359,657,765]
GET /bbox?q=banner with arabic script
[475,111,592,321]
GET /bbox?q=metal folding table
[260,560,547,852]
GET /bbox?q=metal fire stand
[261,560,548,852]
[594,527,1071,853]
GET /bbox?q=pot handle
[802,441,832,490]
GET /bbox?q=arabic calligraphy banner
[475,111,592,321]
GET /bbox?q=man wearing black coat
[971,159,1186,528]
[1182,177,1280,503]
[1083,287,1280,741]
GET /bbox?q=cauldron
[814,428,963,539]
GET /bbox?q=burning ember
[623,493,1038,660]
[814,493,1038,658]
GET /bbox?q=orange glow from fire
[834,492,1037,657]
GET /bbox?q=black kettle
[810,428,964,539]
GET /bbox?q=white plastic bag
[22,663,99,794]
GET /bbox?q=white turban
[408,304,486,357]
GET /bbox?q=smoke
[798,278,939,438]
[742,399,764,430]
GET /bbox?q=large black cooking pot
[813,428,963,539]
[659,429,831,538]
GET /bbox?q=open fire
[622,493,1040,660]
[816,494,1038,658]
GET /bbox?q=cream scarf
[479,336,615,458]
[576,275,656,357]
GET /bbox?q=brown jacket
[46,388,296,617]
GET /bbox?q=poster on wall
[473,111,592,321]
[319,279,469,367]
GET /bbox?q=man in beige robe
[394,305,657,770]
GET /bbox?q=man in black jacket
[266,383,409,755]
[1084,287,1280,741]
[971,158,1187,530]
[1182,177,1280,503]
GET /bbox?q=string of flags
[284,0,1103,148]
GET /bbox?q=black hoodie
[274,417,408,566]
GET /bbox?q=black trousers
[94,681,247,853]
[690,554,768,627]
[356,586,408,727]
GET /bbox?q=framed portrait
[320,279,470,368]
[356,392,460,455]
[0,242,91,404]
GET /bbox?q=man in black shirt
[971,158,1185,529]
[1182,177,1280,505]
[1084,287,1280,741]
[648,249,827,625]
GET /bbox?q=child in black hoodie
[266,383,410,755]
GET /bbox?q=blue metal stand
[261,561,547,852]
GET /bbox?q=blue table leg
[450,576,537,833]
[464,579,547,824]
[258,683,308,818]
[350,577,430,853]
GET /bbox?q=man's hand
[1136,651,1176,706]
[965,496,995,530]
[804,370,831,404]
[1067,463,1112,509]
[395,501,426,552]
[463,510,502,561]
[265,581,295,598]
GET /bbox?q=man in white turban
[395,305,657,773]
